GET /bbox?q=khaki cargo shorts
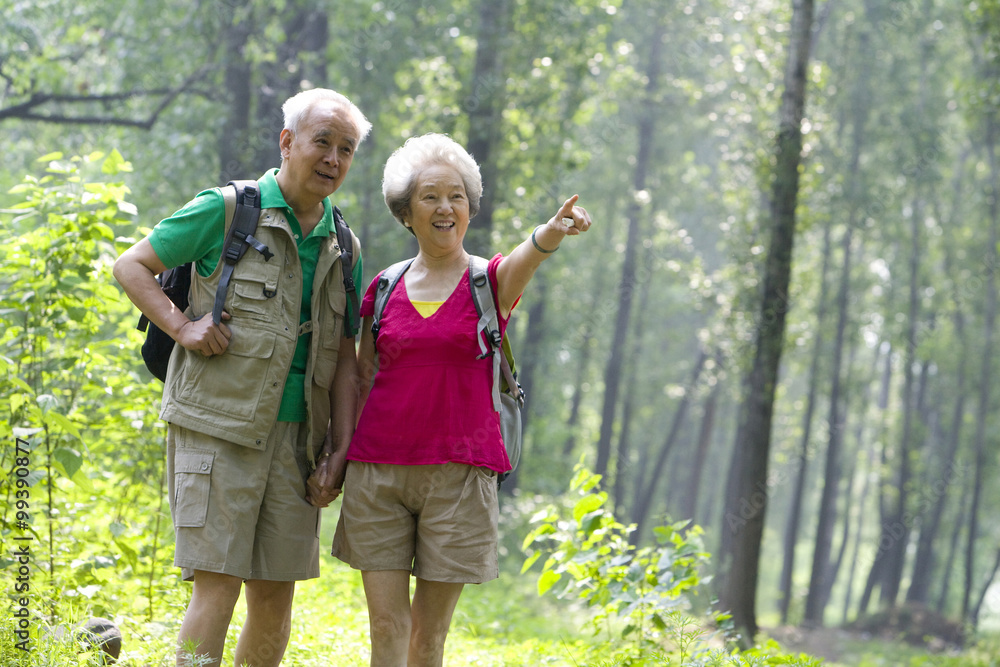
[167,421,320,581]
[331,461,499,584]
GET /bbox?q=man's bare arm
[113,238,231,355]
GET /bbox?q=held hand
[306,455,344,508]
[548,194,593,236]
[176,312,232,357]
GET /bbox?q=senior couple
[115,88,592,667]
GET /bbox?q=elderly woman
[329,133,591,666]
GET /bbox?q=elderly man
[114,88,370,667]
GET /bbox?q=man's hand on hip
[178,312,232,357]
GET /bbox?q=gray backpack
[371,256,523,483]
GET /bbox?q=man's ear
[279,128,293,159]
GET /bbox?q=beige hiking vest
[160,188,356,463]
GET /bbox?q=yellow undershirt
[410,299,444,318]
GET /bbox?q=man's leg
[177,570,243,667]
[408,578,464,667]
[361,570,413,667]
[233,579,296,667]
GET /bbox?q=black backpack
[371,256,524,483]
[137,180,360,381]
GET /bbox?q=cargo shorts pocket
[173,450,214,528]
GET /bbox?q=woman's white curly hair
[382,133,482,230]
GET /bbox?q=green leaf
[521,551,542,573]
[9,377,35,394]
[53,446,83,479]
[572,493,606,523]
[101,149,132,174]
[46,410,82,440]
[36,151,64,162]
[537,570,562,596]
[114,537,139,568]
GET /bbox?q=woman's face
[404,163,470,254]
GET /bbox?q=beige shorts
[331,461,499,584]
[167,421,320,582]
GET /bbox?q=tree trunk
[716,0,815,643]
[972,547,1000,627]
[612,273,654,516]
[963,101,999,625]
[499,276,549,492]
[463,0,512,257]
[251,6,329,175]
[631,350,707,543]
[803,17,873,625]
[908,150,971,604]
[857,343,895,616]
[219,13,254,185]
[841,346,886,623]
[593,9,666,481]
[562,289,601,459]
[819,339,866,612]
[515,278,549,432]
[878,190,921,608]
[778,221,833,624]
[937,482,970,614]
[680,352,722,525]
[881,0,939,600]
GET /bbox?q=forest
[3,0,1000,665]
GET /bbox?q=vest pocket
[173,450,214,528]
[321,287,347,349]
[177,332,276,422]
[231,276,279,321]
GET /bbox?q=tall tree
[962,48,1000,625]
[717,0,816,641]
[906,149,971,605]
[631,350,707,542]
[593,3,665,481]
[463,0,513,257]
[778,220,833,624]
[804,13,875,624]
[680,352,723,525]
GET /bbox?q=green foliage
[521,464,820,665]
[0,150,173,627]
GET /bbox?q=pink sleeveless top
[347,253,513,473]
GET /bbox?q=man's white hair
[281,88,372,143]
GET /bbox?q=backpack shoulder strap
[468,256,522,411]
[333,206,361,337]
[212,180,270,324]
[371,258,415,340]
[468,255,498,356]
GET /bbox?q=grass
[67,502,608,666]
[6,498,998,666]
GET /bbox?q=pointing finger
[557,195,579,220]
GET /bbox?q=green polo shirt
[148,169,363,422]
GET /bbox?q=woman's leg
[361,570,412,667]
[408,578,465,667]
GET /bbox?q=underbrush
[5,469,994,666]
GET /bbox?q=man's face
[278,103,359,202]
